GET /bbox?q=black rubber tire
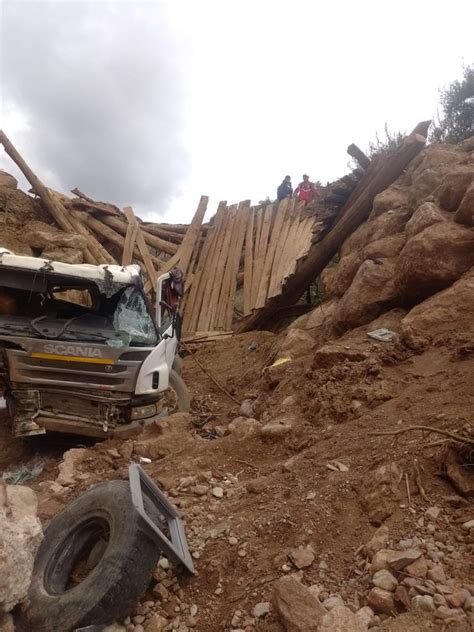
[168,369,190,413]
[19,480,161,632]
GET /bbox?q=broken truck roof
[0,248,141,285]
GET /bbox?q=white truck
[0,248,188,438]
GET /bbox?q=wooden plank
[101,215,178,255]
[268,198,296,298]
[220,202,250,329]
[205,204,237,331]
[196,205,233,332]
[177,195,209,277]
[184,201,226,332]
[122,221,140,265]
[243,208,255,316]
[123,206,158,288]
[255,198,289,309]
[250,203,273,309]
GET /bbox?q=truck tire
[168,369,190,412]
[20,480,161,632]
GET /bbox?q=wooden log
[100,215,178,255]
[69,198,120,216]
[139,224,184,244]
[122,221,139,266]
[237,123,429,332]
[0,131,75,235]
[347,143,371,169]
[124,206,158,288]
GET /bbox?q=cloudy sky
[0,0,472,222]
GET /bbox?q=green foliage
[430,64,474,144]
[367,123,406,159]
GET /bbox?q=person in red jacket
[294,174,319,203]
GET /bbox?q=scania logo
[42,344,103,358]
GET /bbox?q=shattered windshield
[113,287,157,346]
[0,271,158,347]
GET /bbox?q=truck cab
[0,248,186,438]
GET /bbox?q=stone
[333,259,398,332]
[143,614,168,632]
[427,564,446,583]
[462,520,474,531]
[446,590,469,609]
[454,181,474,226]
[387,549,423,571]
[0,613,15,632]
[405,201,446,239]
[239,399,254,418]
[411,595,436,612]
[41,247,84,265]
[313,343,369,368]
[319,606,368,632]
[272,576,327,631]
[394,221,474,303]
[191,484,208,496]
[277,328,315,361]
[364,525,390,559]
[56,447,88,486]
[435,605,464,620]
[158,557,170,570]
[433,594,447,607]
[355,606,374,627]
[227,417,261,438]
[367,587,395,615]
[394,585,410,610]
[252,602,270,618]
[436,170,473,212]
[372,569,398,592]
[260,420,292,438]
[0,171,17,190]
[323,596,345,610]
[401,269,474,352]
[360,463,402,525]
[290,547,315,569]
[425,506,441,521]
[211,487,224,499]
[23,225,88,251]
[404,557,428,579]
[0,484,43,612]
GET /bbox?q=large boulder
[0,171,17,190]
[333,259,398,332]
[401,269,474,351]
[42,247,84,264]
[454,182,474,227]
[277,328,315,360]
[394,222,474,303]
[0,188,48,226]
[0,227,34,256]
[331,251,363,297]
[320,265,337,299]
[370,184,409,219]
[23,222,88,251]
[405,201,446,239]
[272,576,327,631]
[319,606,368,632]
[0,484,43,612]
[360,462,402,525]
[435,170,474,212]
[340,209,411,258]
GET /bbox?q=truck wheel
[20,480,161,632]
[168,369,190,413]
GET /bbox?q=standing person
[277,175,293,201]
[294,174,319,203]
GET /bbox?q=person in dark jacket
[277,175,293,201]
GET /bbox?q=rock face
[23,223,88,251]
[360,462,401,525]
[272,576,327,631]
[333,259,397,332]
[404,202,446,239]
[0,171,17,190]
[436,170,473,212]
[42,247,84,264]
[0,484,43,613]
[394,222,474,303]
[401,269,474,350]
[454,182,474,226]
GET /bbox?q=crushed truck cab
[0,249,186,438]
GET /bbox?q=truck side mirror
[155,272,171,328]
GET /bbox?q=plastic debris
[2,460,45,485]
[367,328,397,342]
